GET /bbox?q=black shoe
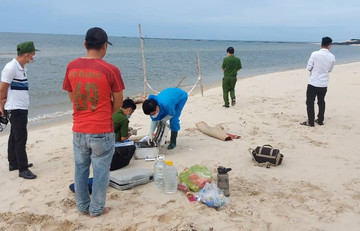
[19,169,37,179]
[300,121,314,127]
[231,98,236,106]
[9,163,33,171]
[223,105,229,108]
[315,119,324,125]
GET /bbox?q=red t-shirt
[63,58,125,133]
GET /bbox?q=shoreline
[12,58,358,133]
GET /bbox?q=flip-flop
[300,121,314,127]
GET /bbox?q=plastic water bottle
[217,166,232,197]
[154,154,166,189]
[163,160,178,193]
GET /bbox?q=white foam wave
[28,110,73,123]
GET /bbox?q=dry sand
[0,62,359,231]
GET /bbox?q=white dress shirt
[306,48,336,87]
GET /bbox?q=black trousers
[7,109,29,172]
[306,84,327,126]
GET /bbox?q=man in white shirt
[0,41,38,179]
[301,37,336,127]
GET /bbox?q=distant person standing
[301,37,335,127]
[221,47,242,108]
[63,27,124,217]
[0,41,38,179]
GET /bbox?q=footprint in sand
[27,140,45,149]
[302,136,328,147]
[20,189,31,195]
[108,192,122,200]
[49,156,61,162]
[46,201,55,207]
[249,126,259,136]
[60,198,76,209]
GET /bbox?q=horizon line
[0,31,318,44]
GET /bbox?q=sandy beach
[0,61,359,231]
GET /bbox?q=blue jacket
[149,88,188,131]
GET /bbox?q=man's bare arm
[0,82,10,116]
[112,91,123,114]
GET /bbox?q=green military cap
[17,41,39,53]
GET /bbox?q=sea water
[1,32,360,125]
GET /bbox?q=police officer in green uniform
[112,98,137,142]
[221,47,242,108]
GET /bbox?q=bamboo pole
[176,77,186,88]
[196,50,204,96]
[139,24,147,96]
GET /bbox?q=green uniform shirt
[112,109,129,142]
[222,55,242,77]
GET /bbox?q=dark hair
[321,37,332,47]
[226,47,234,54]
[122,98,136,111]
[142,99,158,115]
[85,42,104,50]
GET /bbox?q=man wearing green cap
[0,41,39,179]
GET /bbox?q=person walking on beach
[142,87,188,149]
[301,37,335,127]
[113,98,137,142]
[0,41,38,179]
[221,47,242,108]
[62,27,124,217]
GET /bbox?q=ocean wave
[28,110,73,123]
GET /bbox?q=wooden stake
[196,50,204,96]
[139,24,147,96]
[176,77,186,88]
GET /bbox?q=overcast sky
[1,0,359,42]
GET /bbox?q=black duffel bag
[110,144,136,171]
[249,145,284,168]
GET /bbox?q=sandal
[300,121,314,127]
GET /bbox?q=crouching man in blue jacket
[142,88,188,149]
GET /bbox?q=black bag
[110,144,136,171]
[249,145,284,168]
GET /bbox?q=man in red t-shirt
[63,27,124,217]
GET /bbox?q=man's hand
[0,97,7,117]
[146,135,153,145]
